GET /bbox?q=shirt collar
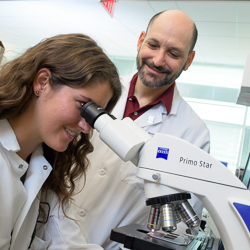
[128,72,175,115]
[0,119,21,152]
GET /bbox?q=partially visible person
[0,33,121,250]
[48,9,210,250]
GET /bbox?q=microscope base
[110,224,220,250]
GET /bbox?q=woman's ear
[33,68,51,96]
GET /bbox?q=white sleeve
[45,202,103,250]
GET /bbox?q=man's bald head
[145,10,197,55]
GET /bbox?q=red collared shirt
[123,72,175,120]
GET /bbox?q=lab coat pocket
[29,231,51,250]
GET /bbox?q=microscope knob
[152,173,161,180]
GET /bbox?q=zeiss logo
[156,147,169,160]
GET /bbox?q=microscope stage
[110,224,219,250]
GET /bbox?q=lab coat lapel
[11,146,52,244]
[135,84,182,128]
[134,103,165,128]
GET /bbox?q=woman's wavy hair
[0,33,121,214]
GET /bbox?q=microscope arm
[136,133,250,250]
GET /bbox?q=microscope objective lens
[161,203,177,232]
[147,205,161,231]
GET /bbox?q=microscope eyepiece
[81,101,108,128]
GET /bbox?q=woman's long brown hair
[0,33,122,217]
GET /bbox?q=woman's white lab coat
[0,119,102,250]
[0,119,52,250]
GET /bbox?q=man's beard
[136,54,186,89]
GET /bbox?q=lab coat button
[134,111,138,115]
[79,210,86,217]
[18,164,23,169]
[99,169,106,176]
[43,165,48,170]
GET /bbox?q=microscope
[81,101,250,250]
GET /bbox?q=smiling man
[134,10,196,105]
[49,10,210,250]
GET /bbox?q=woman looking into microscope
[0,33,121,250]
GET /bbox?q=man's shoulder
[168,96,210,151]
[172,89,203,121]
[170,92,209,133]
[178,98,204,121]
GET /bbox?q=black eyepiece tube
[80,101,108,128]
